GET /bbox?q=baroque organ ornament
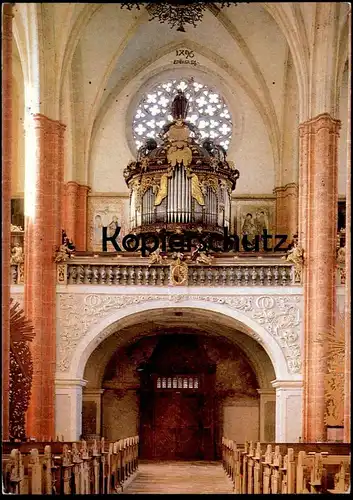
[124,90,239,240]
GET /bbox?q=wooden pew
[262,444,273,494]
[253,442,263,494]
[326,458,351,493]
[270,445,282,494]
[221,438,351,495]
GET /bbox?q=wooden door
[152,391,203,460]
[140,389,212,460]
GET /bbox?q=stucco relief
[56,293,302,375]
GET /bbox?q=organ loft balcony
[9,92,345,288]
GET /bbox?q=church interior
[2,1,351,494]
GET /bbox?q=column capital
[271,379,303,389]
[78,184,91,193]
[55,378,88,388]
[257,389,276,395]
[66,181,80,192]
[299,113,341,135]
[32,113,66,131]
[83,388,105,396]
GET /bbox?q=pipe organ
[124,90,239,237]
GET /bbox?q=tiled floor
[123,461,234,494]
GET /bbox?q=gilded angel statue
[154,171,173,206]
[189,173,205,206]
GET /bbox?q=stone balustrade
[10,258,346,286]
[55,258,296,286]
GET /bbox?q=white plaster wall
[300,3,315,51]
[223,401,259,443]
[228,2,287,129]
[73,4,138,126]
[99,5,287,125]
[102,390,139,441]
[280,52,299,187]
[61,71,74,182]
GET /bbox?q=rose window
[133,78,233,151]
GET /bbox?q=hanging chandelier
[121,1,234,33]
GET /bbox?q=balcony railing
[50,254,299,287]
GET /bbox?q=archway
[55,297,303,443]
[99,329,264,460]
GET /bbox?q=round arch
[65,299,296,382]
[83,316,276,391]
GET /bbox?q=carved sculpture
[148,248,163,265]
[154,171,173,206]
[283,243,304,282]
[11,224,23,232]
[9,299,35,440]
[190,243,214,265]
[336,246,345,284]
[171,89,189,120]
[55,230,76,262]
[189,172,205,206]
[166,119,193,167]
[10,242,24,265]
[169,256,188,286]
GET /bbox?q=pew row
[221,438,350,494]
[2,436,139,495]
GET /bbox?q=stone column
[257,389,276,442]
[76,184,90,250]
[24,114,65,440]
[64,181,79,243]
[1,3,13,440]
[300,114,340,442]
[344,9,351,443]
[82,389,104,438]
[55,379,87,441]
[62,182,90,250]
[271,380,303,442]
[274,183,298,240]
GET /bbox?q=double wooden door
[140,389,215,460]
